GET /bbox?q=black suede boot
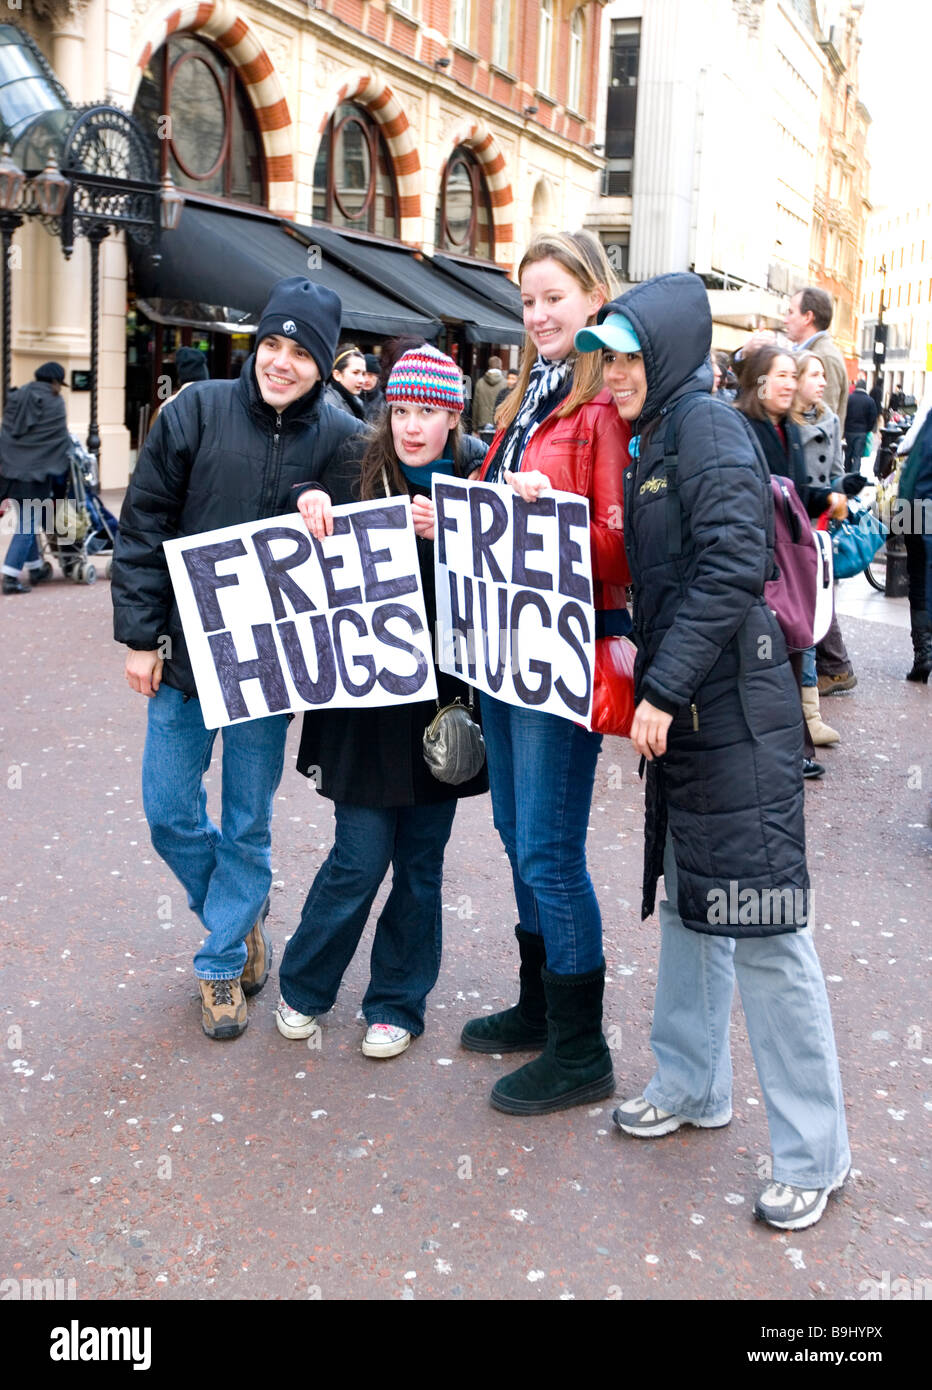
[906,611,932,682]
[489,963,615,1115]
[461,927,548,1053]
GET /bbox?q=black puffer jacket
[619,273,809,937]
[112,356,365,696]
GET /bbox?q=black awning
[293,223,525,346]
[432,254,524,317]
[131,204,441,340]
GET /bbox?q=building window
[132,34,264,204]
[451,0,471,48]
[436,145,494,260]
[599,231,629,280]
[568,10,584,112]
[492,0,510,69]
[313,102,399,239]
[538,0,554,94]
[604,19,639,196]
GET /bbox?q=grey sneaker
[753,1170,848,1231]
[612,1094,732,1137]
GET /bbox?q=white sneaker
[361,1023,411,1058]
[275,998,320,1041]
[612,1094,732,1137]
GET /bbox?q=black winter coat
[845,388,878,435]
[618,273,809,937]
[111,355,365,696]
[0,381,71,488]
[295,440,489,808]
[740,413,832,519]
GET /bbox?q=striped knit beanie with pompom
[385,344,464,411]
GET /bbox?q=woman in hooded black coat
[575,273,850,1232]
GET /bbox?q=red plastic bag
[590,636,636,738]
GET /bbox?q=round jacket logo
[283,320,297,334]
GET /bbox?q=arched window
[537,0,554,95]
[132,34,264,204]
[436,145,494,260]
[313,101,399,240]
[568,10,584,112]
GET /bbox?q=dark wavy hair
[357,406,464,501]
[735,344,797,422]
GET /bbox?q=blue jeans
[142,685,289,979]
[3,495,46,576]
[278,800,457,1035]
[644,832,850,1188]
[479,692,603,975]
[801,645,817,686]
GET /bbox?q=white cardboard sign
[432,479,595,726]
[163,499,437,728]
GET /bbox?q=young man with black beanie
[112,276,365,1040]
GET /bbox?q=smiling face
[390,402,460,466]
[520,257,605,362]
[795,356,826,411]
[255,335,320,410]
[759,353,798,420]
[333,354,367,395]
[602,349,648,421]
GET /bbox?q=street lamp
[32,151,69,218]
[159,172,184,232]
[0,142,25,407]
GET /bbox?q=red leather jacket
[479,387,632,612]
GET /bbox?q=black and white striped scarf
[484,356,573,483]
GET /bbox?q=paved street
[2,539,930,1305]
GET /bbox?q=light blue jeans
[643,833,850,1188]
[142,685,289,979]
[801,645,817,686]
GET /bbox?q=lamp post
[0,143,26,409]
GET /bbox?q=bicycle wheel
[865,551,885,591]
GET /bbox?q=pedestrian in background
[0,361,70,594]
[360,352,385,422]
[783,286,849,430]
[153,346,209,422]
[578,272,850,1232]
[112,276,364,1040]
[324,344,367,420]
[457,230,631,1116]
[276,345,488,1059]
[844,378,879,473]
[472,354,504,431]
[494,367,519,416]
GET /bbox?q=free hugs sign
[432,480,596,727]
[164,499,437,728]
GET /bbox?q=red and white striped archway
[134,1,295,216]
[445,119,515,271]
[319,71,421,245]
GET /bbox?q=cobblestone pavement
[1,559,930,1305]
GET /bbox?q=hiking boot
[2,576,31,595]
[361,1023,411,1058]
[817,670,857,696]
[612,1094,732,1137]
[753,1170,849,1231]
[461,926,548,1053]
[275,998,320,1041]
[489,964,615,1115]
[198,978,247,1040]
[240,897,271,997]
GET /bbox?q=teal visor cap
[574,311,642,355]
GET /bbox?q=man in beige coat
[784,286,849,431]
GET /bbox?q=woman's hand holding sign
[298,488,334,539]
[504,469,551,504]
[411,495,436,540]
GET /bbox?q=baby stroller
[43,434,119,584]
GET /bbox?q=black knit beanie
[255,276,342,380]
[175,346,209,384]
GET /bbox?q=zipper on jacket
[274,412,282,443]
[690,702,699,732]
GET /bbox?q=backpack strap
[661,392,710,557]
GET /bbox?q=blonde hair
[494,231,620,429]
[791,351,827,425]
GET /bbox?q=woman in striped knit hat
[275,344,488,1059]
